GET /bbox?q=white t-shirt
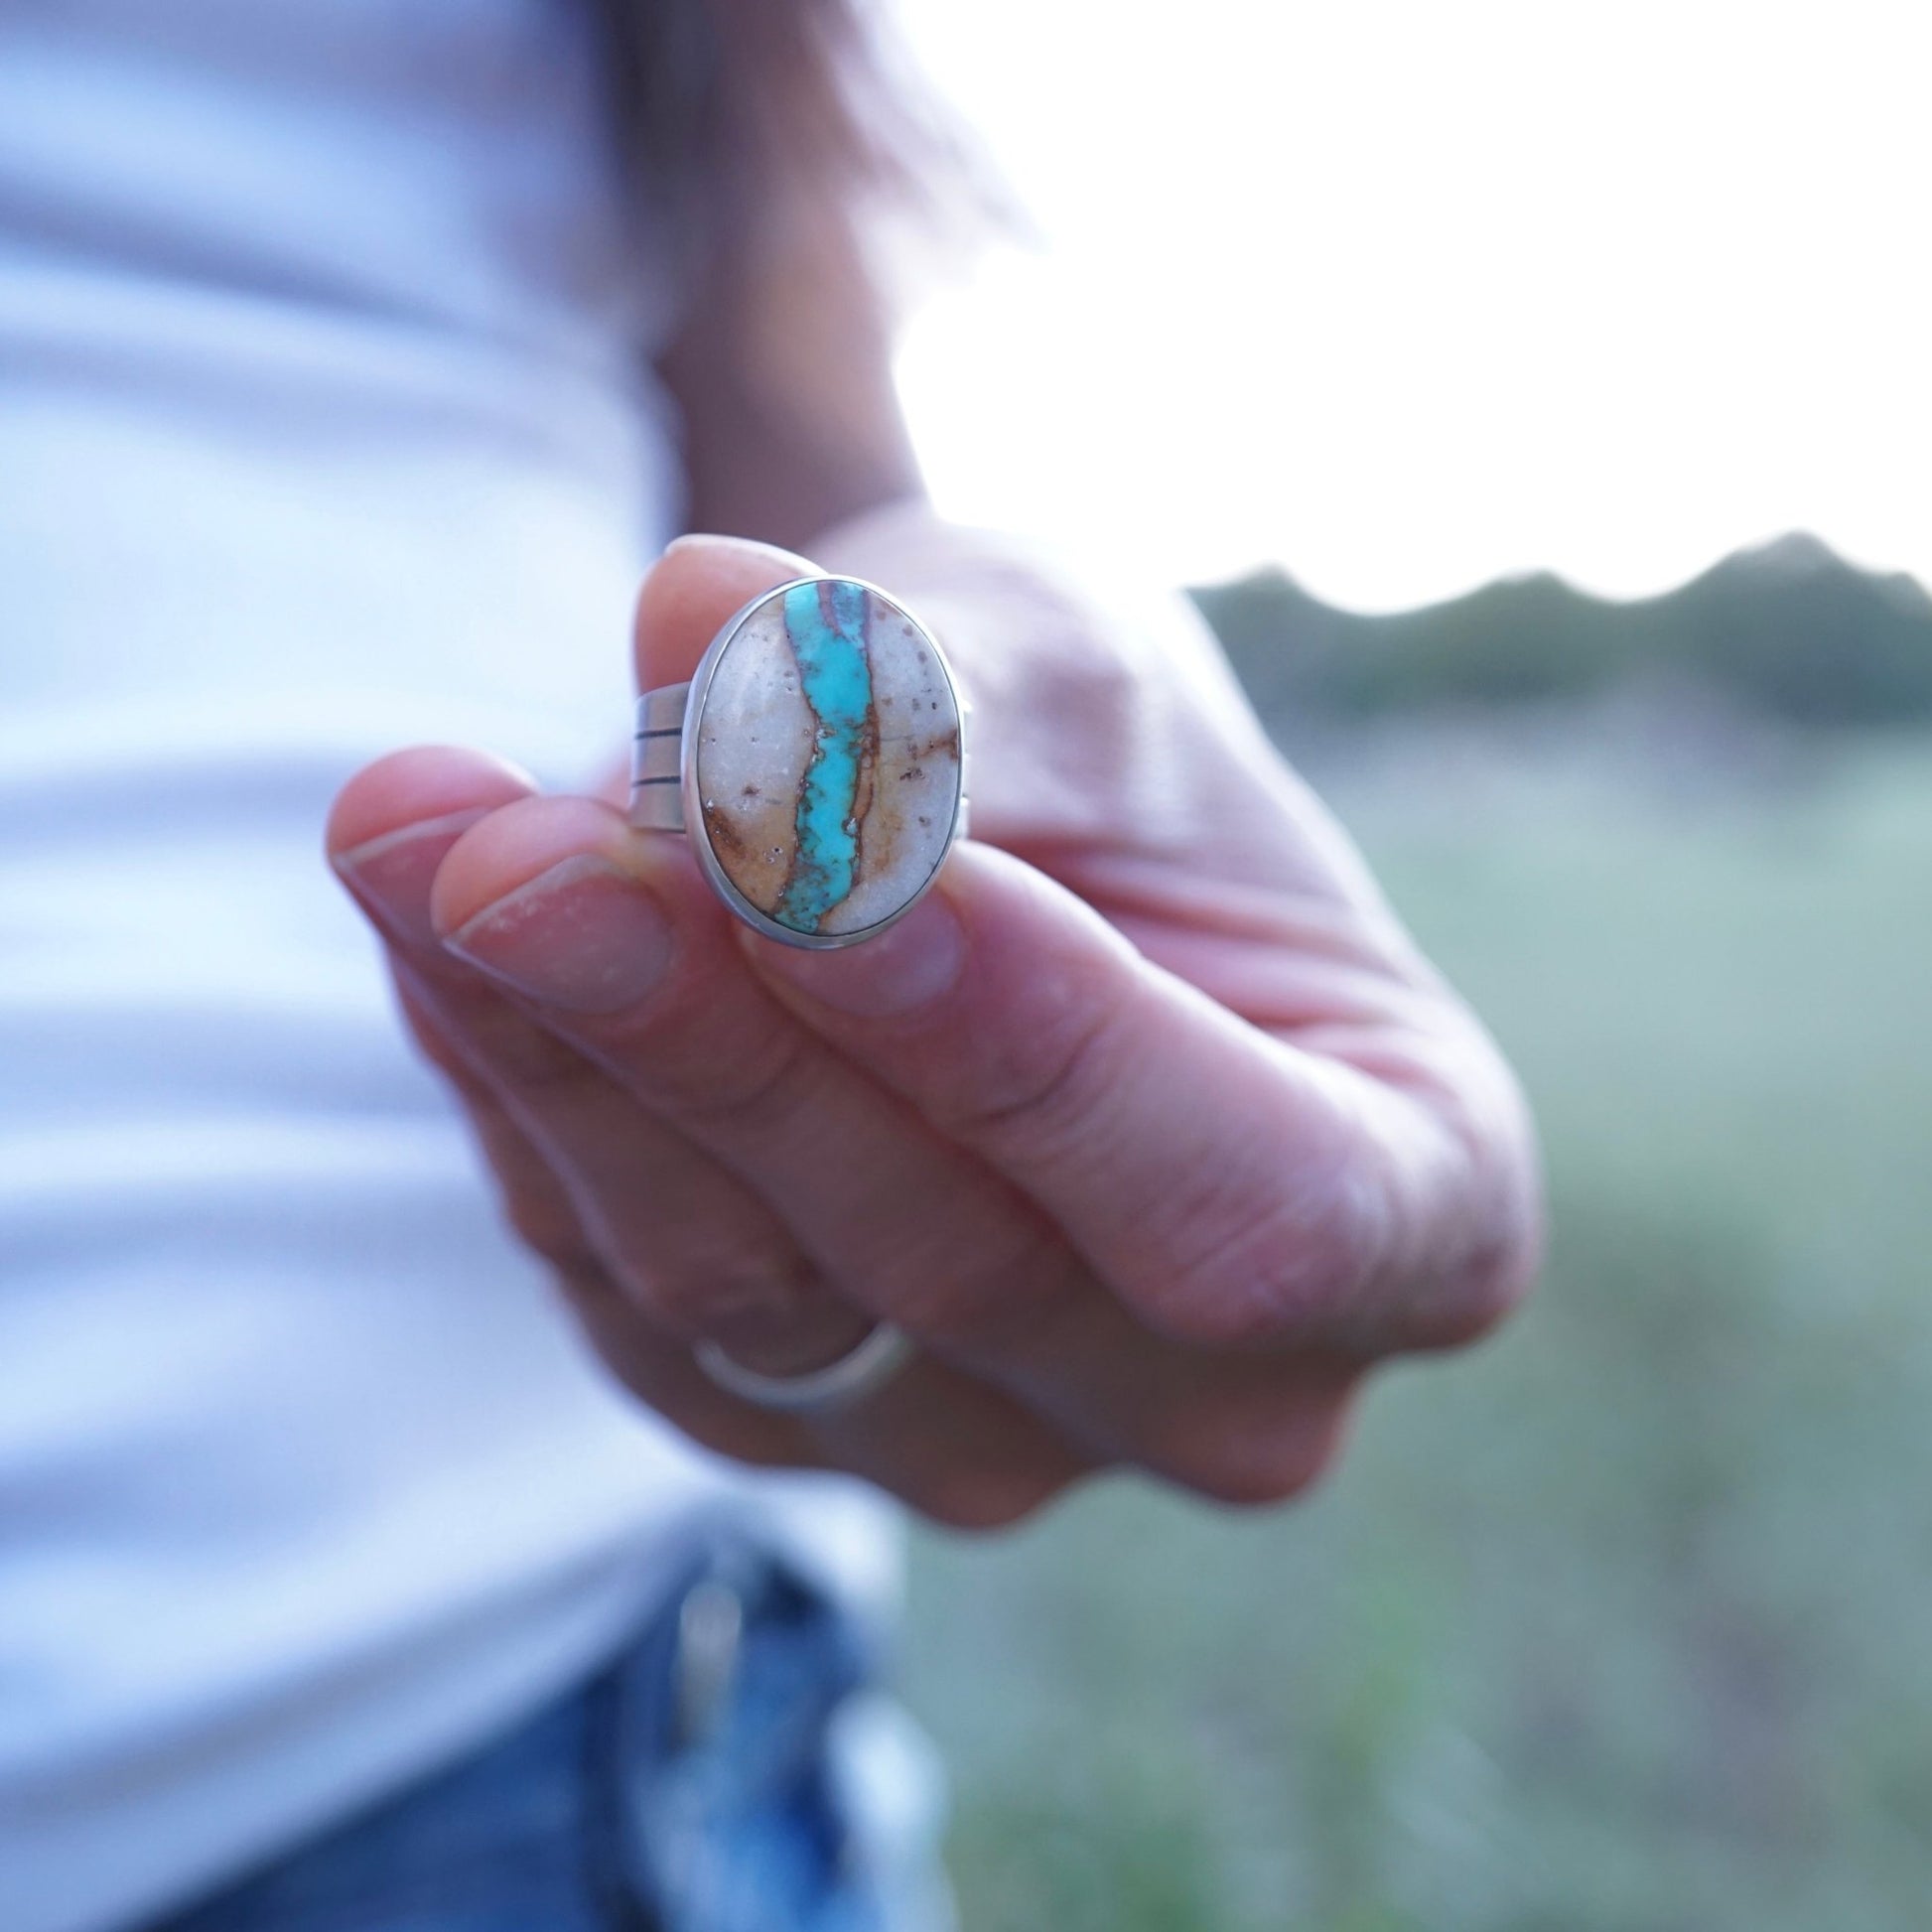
[0,5,898,1927]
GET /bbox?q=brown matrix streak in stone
[864,715,957,896]
[713,782,813,915]
[879,715,954,757]
[772,821,804,920]
[838,596,881,895]
[702,802,750,861]
[887,726,961,788]
[878,720,958,751]
[848,698,882,891]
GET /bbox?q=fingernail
[442,854,672,1013]
[750,892,965,1017]
[330,807,495,947]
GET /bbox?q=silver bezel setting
[640,574,971,952]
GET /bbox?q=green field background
[900,734,1932,1930]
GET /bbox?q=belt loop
[580,1530,740,1930]
[671,1571,746,1753]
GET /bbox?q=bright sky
[893,0,1932,611]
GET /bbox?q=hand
[324,517,1541,1527]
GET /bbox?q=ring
[629,574,970,949]
[691,1321,913,1413]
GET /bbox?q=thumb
[738,838,1528,1356]
[632,533,817,691]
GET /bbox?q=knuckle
[499,1187,588,1270]
[462,993,599,1093]
[622,1266,819,1347]
[651,1027,820,1139]
[1395,1050,1545,1348]
[1034,626,1138,723]
[1407,1207,1543,1350]
[869,1225,1088,1356]
[1363,1081,1546,1353]
[482,1149,595,1277]
[903,1462,1077,1534]
[1122,1148,1394,1349]
[938,989,1122,1162]
[1131,1219,1373,1353]
[1145,1388,1356,1509]
[541,1247,625,1321]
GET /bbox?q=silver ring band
[628,677,697,832]
[692,1321,913,1413]
[629,574,970,949]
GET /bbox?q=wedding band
[629,574,970,949]
[692,1321,913,1413]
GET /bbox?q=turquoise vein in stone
[774,580,873,932]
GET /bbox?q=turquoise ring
[628,574,970,949]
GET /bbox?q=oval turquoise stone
[692,579,963,938]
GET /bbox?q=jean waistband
[146,1524,934,1932]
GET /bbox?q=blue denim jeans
[146,1535,954,1932]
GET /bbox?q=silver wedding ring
[692,1321,913,1413]
[629,574,969,949]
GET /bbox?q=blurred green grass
[900,734,1932,1930]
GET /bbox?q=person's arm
[655,197,922,549]
[585,195,920,811]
